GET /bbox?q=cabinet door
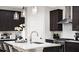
[50,9,62,31]
[72,6,79,31]
[65,42,79,52]
[43,47,60,52]
[0,9,23,31]
[50,10,58,31]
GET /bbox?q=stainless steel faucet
[30,31,39,44]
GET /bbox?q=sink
[32,42,44,44]
[15,40,27,43]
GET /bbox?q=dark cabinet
[19,17,25,24]
[43,39,64,52]
[72,6,79,31]
[65,42,79,52]
[50,9,62,31]
[43,45,64,52]
[0,9,25,31]
[43,47,60,52]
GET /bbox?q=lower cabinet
[65,42,79,52]
[43,39,64,52]
[43,45,64,52]
[43,47,59,52]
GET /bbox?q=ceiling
[0,6,27,11]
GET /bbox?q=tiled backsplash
[61,23,76,39]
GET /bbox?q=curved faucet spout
[30,31,39,44]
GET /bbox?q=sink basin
[32,42,44,44]
[15,40,27,43]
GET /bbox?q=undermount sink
[32,42,44,44]
[15,40,27,43]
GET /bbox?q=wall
[0,6,76,41]
[26,6,76,42]
[61,23,76,39]
[0,6,22,11]
[44,6,76,40]
[44,7,54,39]
[26,7,45,43]
[44,6,64,39]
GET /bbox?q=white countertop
[4,41,61,51]
[66,40,79,43]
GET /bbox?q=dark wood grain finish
[72,6,79,31]
[0,9,25,31]
[65,42,79,52]
[50,9,62,31]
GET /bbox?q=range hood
[58,6,72,24]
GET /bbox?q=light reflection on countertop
[4,41,61,50]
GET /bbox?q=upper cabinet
[0,9,25,31]
[72,6,79,31]
[50,9,63,31]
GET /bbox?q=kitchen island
[4,41,61,52]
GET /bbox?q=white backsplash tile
[61,23,76,39]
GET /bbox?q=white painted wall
[44,6,64,39]
[0,6,23,11]
[26,7,45,43]
[0,6,76,41]
[26,6,76,42]
[61,23,76,39]
[44,6,76,40]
